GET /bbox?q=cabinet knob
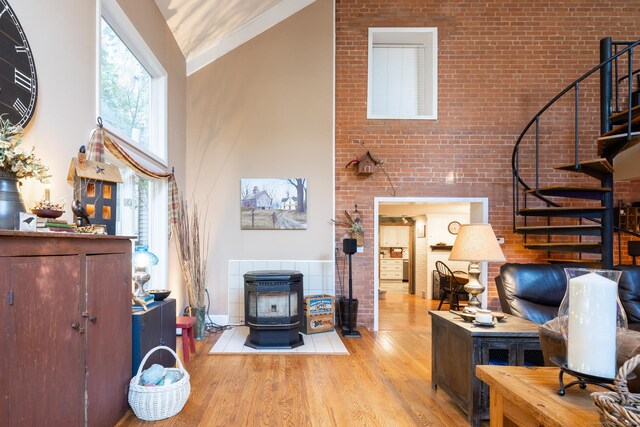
[90,315,97,323]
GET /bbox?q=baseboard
[176,314,231,335]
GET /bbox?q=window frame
[367,27,438,120]
[98,0,169,289]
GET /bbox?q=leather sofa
[496,263,640,389]
[495,263,640,330]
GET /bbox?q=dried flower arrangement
[0,116,49,182]
[332,210,363,233]
[175,197,209,310]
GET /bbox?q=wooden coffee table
[429,310,543,426]
[476,365,600,426]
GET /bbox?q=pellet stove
[243,270,304,349]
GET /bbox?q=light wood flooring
[116,292,476,426]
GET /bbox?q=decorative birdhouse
[67,157,122,235]
[349,151,380,175]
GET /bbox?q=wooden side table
[429,310,544,426]
[476,365,599,426]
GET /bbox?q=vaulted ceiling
[153,0,315,75]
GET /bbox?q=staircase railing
[512,38,640,237]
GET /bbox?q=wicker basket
[592,354,640,427]
[128,346,191,421]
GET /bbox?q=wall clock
[448,221,461,235]
[0,0,37,128]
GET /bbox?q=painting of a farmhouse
[241,178,307,230]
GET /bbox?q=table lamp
[132,245,159,298]
[449,223,505,308]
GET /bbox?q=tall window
[101,19,152,151]
[100,0,168,286]
[368,28,438,120]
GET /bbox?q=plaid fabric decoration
[94,127,180,238]
[87,128,105,162]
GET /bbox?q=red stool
[176,316,196,363]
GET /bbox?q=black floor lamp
[342,238,361,338]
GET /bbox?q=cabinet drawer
[381,271,402,280]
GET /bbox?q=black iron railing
[512,38,640,231]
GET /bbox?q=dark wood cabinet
[132,298,177,376]
[0,231,132,427]
[429,310,543,427]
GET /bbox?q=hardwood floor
[116,292,476,426]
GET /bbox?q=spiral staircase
[513,37,640,268]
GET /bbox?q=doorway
[374,197,489,331]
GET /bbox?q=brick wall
[335,0,640,327]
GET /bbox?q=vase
[191,307,206,340]
[558,268,627,378]
[351,230,364,247]
[0,177,26,230]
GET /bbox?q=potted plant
[175,197,209,340]
[0,116,50,229]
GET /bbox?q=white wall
[185,0,334,316]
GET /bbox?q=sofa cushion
[496,263,568,324]
[615,265,640,324]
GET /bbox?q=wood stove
[243,270,304,349]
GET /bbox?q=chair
[176,316,197,363]
[435,261,468,310]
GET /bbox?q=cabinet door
[380,226,391,247]
[397,227,409,247]
[160,299,177,366]
[2,256,84,426]
[86,253,131,427]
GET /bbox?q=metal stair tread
[600,115,640,137]
[524,242,602,253]
[598,132,640,158]
[516,225,602,235]
[525,186,610,193]
[520,206,606,213]
[609,105,640,123]
[538,258,603,265]
[554,158,614,176]
[524,186,610,200]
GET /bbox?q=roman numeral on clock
[13,98,27,116]
[14,69,31,91]
[15,45,28,54]
[0,5,8,20]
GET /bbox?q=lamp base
[133,270,151,298]
[463,261,484,308]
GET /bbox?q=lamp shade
[132,245,159,268]
[449,223,506,263]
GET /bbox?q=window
[99,0,168,287]
[367,28,438,120]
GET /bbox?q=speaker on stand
[342,238,361,338]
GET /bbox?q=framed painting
[241,178,307,230]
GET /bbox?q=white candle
[567,272,618,378]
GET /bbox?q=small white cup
[475,309,493,324]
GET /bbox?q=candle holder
[558,268,628,383]
[550,356,616,395]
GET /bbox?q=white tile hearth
[209,326,348,355]
[228,260,335,325]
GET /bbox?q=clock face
[448,221,461,235]
[0,0,37,128]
